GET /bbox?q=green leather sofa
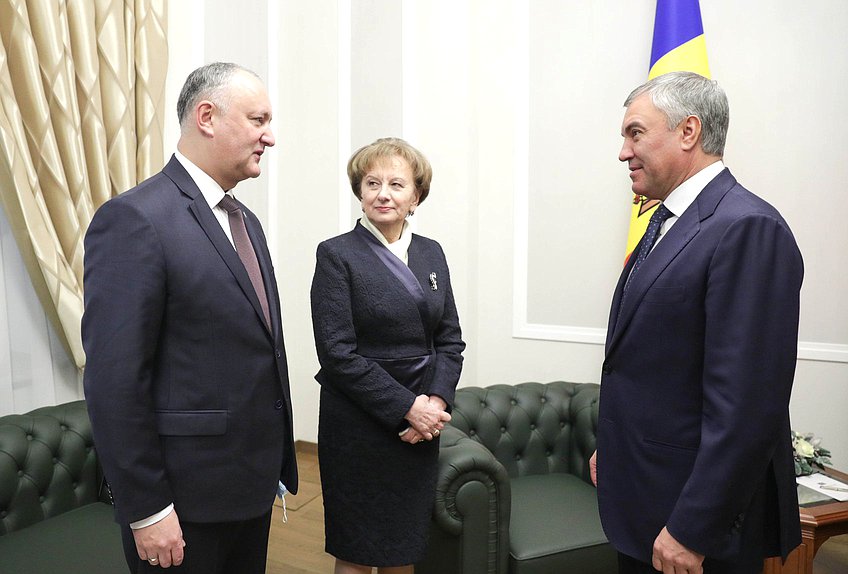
[417,381,617,574]
[0,400,125,574]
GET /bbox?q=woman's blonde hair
[347,137,432,204]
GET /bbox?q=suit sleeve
[82,199,173,524]
[666,213,803,554]
[310,242,417,429]
[426,245,465,409]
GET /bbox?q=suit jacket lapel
[607,168,736,355]
[164,157,273,339]
[606,250,638,343]
[354,223,435,336]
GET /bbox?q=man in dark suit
[83,62,297,573]
[590,71,803,574]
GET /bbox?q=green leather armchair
[417,381,616,574]
[0,400,125,574]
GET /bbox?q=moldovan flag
[624,0,711,262]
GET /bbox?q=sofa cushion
[509,473,615,574]
[0,502,124,574]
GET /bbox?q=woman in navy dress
[310,138,465,573]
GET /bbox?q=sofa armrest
[569,384,601,486]
[0,400,102,536]
[422,425,511,574]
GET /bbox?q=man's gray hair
[624,71,729,157]
[176,62,260,128]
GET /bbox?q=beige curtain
[0,0,167,369]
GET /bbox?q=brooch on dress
[429,272,438,291]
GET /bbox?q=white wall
[1,0,843,470]
[135,0,848,471]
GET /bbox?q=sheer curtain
[0,0,167,415]
[0,201,79,412]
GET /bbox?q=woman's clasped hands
[399,394,450,444]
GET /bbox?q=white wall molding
[513,321,847,364]
[401,0,418,147]
[510,2,847,365]
[514,323,607,346]
[337,0,351,234]
[796,342,848,364]
[400,0,419,235]
[511,0,530,344]
[266,0,280,263]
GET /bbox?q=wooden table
[764,467,848,574]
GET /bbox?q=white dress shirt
[174,151,238,248]
[652,160,725,250]
[360,215,412,266]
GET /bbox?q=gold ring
[148,557,159,565]
[433,429,440,436]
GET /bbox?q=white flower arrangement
[792,431,832,477]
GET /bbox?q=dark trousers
[618,552,763,574]
[121,510,273,574]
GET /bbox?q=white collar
[662,160,725,217]
[174,150,228,209]
[360,216,412,266]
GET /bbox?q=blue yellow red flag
[624,0,711,261]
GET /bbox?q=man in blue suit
[591,72,803,574]
[83,62,297,573]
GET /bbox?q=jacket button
[275,350,282,358]
[274,400,283,410]
[731,513,744,531]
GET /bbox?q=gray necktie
[218,195,271,329]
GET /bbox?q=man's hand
[133,509,186,568]
[589,450,598,487]
[651,527,704,574]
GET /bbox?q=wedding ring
[148,557,159,565]
[433,429,440,436]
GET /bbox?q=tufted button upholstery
[448,381,599,482]
[0,401,100,535]
[418,381,614,574]
[0,401,125,573]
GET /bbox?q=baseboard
[295,440,318,456]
